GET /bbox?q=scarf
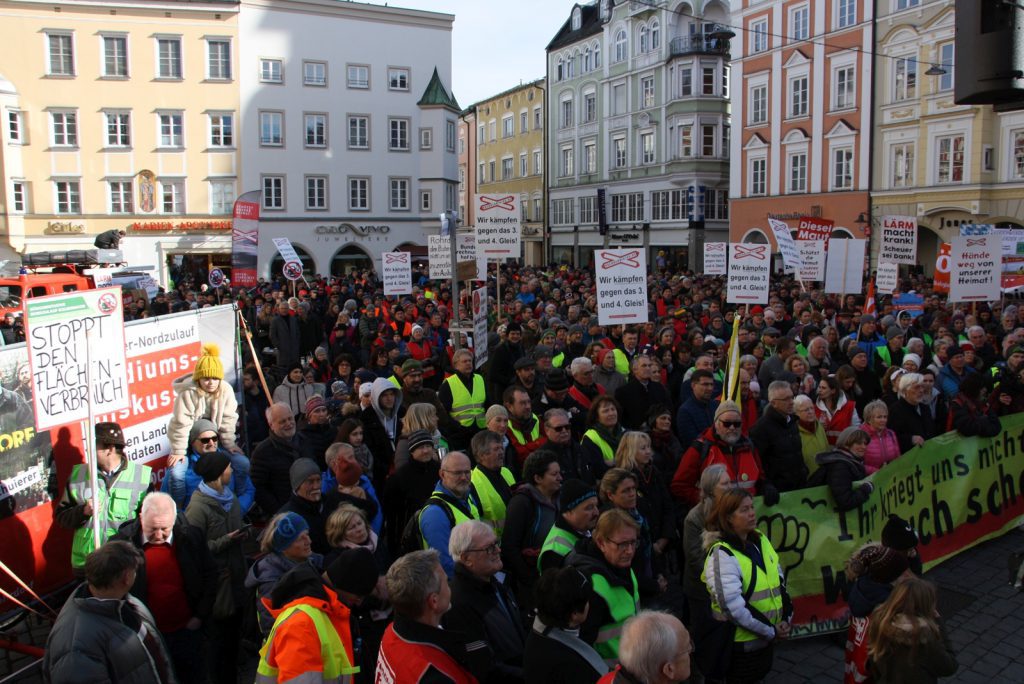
[198,481,234,512]
[532,617,608,676]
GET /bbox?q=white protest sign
[595,249,648,325]
[768,218,802,275]
[272,237,301,263]
[950,235,1000,303]
[797,240,826,281]
[879,216,918,264]
[824,239,867,294]
[993,228,1024,256]
[381,251,412,296]
[727,243,770,305]
[474,194,521,258]
[703,242,727,275]
[25,289,129,430]
[428,233,485,280]
[875,262,899,294]
[472,286,489,369]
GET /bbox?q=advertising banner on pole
[595,249,649,325]
[934,242,951,293]
[797,216,834,246]
[428,233,484,281]
[472,286,489,369]
[25,289,130,431]
[231,191,260,288]
[879,216,918,264]
[797,240,826,281]
[474,194,521,258]
[875,262,899,294]
[950,235,1000,303]
[824,239,866,295]
[727,243,770,305]
[382,252,412,296]
[768,218,802,274]
[703,242,727,276]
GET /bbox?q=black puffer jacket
[251,431,305,515]
[750,406,807,491]
[813,449,871,512]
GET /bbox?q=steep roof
[418,67,460,111]
[547,2,604,52]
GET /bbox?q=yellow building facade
[475,79,545,265]
[0,0,239,284]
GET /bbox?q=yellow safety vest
[612,349,630,377]
[419,495,481,548]
[537,525,580,572]
[67,461,151,568]
[445,374,487,429]
[583,429,615,466]
[508,414,541,446]
[704,535,784,643]
[256,603,356,683]
[590,570,639,665]
[471,467,516,536]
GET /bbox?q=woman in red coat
[815,375,861,445]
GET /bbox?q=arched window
[614,29,627,62]
[593,41,602,67]
[556,58,563,81]
[639,25,649,53]
[584,46,591,72]
[650,20,661,50]
[567,52,576,78]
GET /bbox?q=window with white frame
[520,153,528,178]
[47,33,74,76]
[641,132,655,164]
[639,25,649,54]
[520,111,528,133]
[702,66,715,95]
[489,121,497,141]
[262,176,284,210]
[349,177,369,210]
[723,125,730,158]
[613,136,627,168]
[102,35,128,77]
[446,121,456,151]
[837,0,856,28]
[210,180,234,214]
[937,135,964,183]
[389,118,409,150]
[701,125,715,157]
[260,58,283,83]
[420,128,433,150]
[305,113,327,148]
[651,20,660,50]
[304,61,327,86]
[55,180,81,213]
[159,113,184,147]
[502,115,514,138]
[348,116,368,149]
[157,37,183,79]
[835,66,855,109]
[680,125,693,157]
[105,111,130,147]
[161,179,185,213]
[613,83,627,114]
[533,198,543,221]
[209,113,233,147]
[680,66,693,96]
[551,198,574,225]
[614,30,627,62]
[891,142,914,187]
[789,153,807,192]
[534,106,543,129]
[502,157,513,180]
[7,110,24,143]
[207,39,231,80]
[938,43,954,92]
[751,85,768,124]
[347,64,369,88]
[642,77,655,108]
[580,195,597,223]
[560,144,574,176]
[832,147,854,189]
[611,192,644,222]
[109,181,133,214]
[594,41,602,68]
[478,162,485,183]
[1013,132,1024,179]
[723,66,730,98]
[651,190,670,220]
[895,0,920,9]
[750,157,767,196]
[11,181,26,213]
[584,47,592,73]
[388,67,410,91]
[751,18,768,53]
[893,56,917,101]
[791,5,809,41]
[420,190,432,212]
[259,111,282,146]
[561,98,574,128]
[790,76,809,117]
[584,141,597,174]
[556,58,564,82]
[584,92,597,122]
[51,110,78,147]
[306,176,328,210]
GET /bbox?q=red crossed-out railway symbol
[965,238,986,248]
[706,243,725,252]
[384,252,409,264]
[479,195,515,211]
[601,250,641,268]
[734,245,767,260]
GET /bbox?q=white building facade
[239,0,459,278]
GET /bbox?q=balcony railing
[669,34,730,58]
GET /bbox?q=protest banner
[797,240,826,281]
[428,233,485,281]
[950,234,1000,303]
[824,239,866,294]
[230,191,260,288]
[703,242,727,276]
[893,292,925,319]
[797,216,834,246]
[381,251,412,296]
[768,218,802,275]
[25,290,130,431]
[272,237,301,265]
[757,414,1024,636]
[472,286,489,369]
[934,242,951,293]
[474,194,521,258]
[727,243,770,305]
[878,216,918,264]
[960,224,993,236]
[875,262,899,294]
[595,249,648,325]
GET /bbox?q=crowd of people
[38,260,1020,684]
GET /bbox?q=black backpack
[399,494,459,555]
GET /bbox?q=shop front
[549,224,702,271]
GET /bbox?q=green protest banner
[754,413,1024,636]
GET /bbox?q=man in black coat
[488,322,526,404]
[277,458,329,554]
[269,301,301,368]
[250,402,305,516]
[113,492,216,683]
[614,354,670,430]
[750,380,808,492]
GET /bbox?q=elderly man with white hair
[597,611,692,684]
[444,520,526,683]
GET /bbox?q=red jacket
[376,617,480,684]
[670,427,766,506]
[815,394,859,444]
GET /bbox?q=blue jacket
[845,332,886,370]
[160,446,255,513]
[421,482,478,576]
[320,471,384,536]
[938,363,975,400]
[675,396,718,451]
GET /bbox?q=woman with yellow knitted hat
[164,343,250,509]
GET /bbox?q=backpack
[399,494,458,555]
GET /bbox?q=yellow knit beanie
[193,343,224,381]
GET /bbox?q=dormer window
[572,7,582,30]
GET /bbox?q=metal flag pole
[84,327,101,551]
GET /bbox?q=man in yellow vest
[256,547,378,683]
[440,349,486,451]
[55,422,151,575]
[538,479,599,572]
[469,430,516,537]
[420,451,480,576]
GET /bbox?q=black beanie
[193,451,231,482]
[559,478,597,512]
[325,548,378,596]
[881,514,918,551]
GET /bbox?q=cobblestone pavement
[769,527,1024,683]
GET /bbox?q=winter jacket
[566,539,639,655]
[523,617,607,684]
[682,503,709,601]
[277,493,329,555]
[868,616,958,684]
[674,396,718,452]
[501,484,558,594]
[547,439,598,485]
[421,483,479,577]
[377,615,486,684]
[750,406,808,491]
[382,457,440,554]
[272,377,318,419]
[815,393,861,444]
[270,313,301,368]
[592,366,625,396]
[938,363,975,400]
[949,395,1002,438]
[812,448,872,512]
[631,464,675,544]
[298,421,335,471]
[862,424,901,474]
[444,565,527,684]
[159,445,255,513]
[889,399,935,454]
[43,583,178,684]
[798,420,829,478]
[167,375,239,455]
[846,331,886,370]
[847,575,894,619]
[184,486,247,619]
[671,427,768,506]
[251,431,305,515]
[362,377,405,486]
[244,552,323,636]
[614,378,670,431]
[488,341,525,399]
